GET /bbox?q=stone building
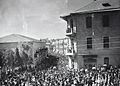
[61,0,120,68]
[45,38,69,55]
[51,38,69,55]
[0,34,46,63]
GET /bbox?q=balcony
[66,27,76,36]
[66,47,74,56]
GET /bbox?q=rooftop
[61,0,120,19]
[0,34,39,43]
[75,0,120,13]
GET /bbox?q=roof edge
[72,7,120,14]
[61,7,120,19]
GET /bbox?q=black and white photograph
[0,0,120,86]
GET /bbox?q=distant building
[41,38,70,55]
[40,38,53,53]
[0,34,46,63]
[61,0,120,69]
[41,38,69,55]
[51,38,69,55]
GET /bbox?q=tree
[0,51,3,68]
[20,43,33,66]
[35,47,60,70]
[21,51,33,66]
[14,48,23,67]
[3,50,15,69]
[35,48,48,70]
[21,51,29,66]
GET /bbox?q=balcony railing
[66,28,72,35]
[66,47,74,55]
[66,27,76,36]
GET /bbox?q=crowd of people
[0,65,120,86]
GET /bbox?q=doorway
[83,55,97,68]
[104,57,109,65]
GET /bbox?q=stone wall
[73,11,120,67]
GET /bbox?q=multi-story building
[0,34,46,64]
[61,0,120,69]
[40,38,70,55]
[50,38,69,55]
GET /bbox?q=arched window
[104,57,109,65]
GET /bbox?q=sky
[0,0,91,39]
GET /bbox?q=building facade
[51,38,69,55]
[0,34,46,64]
[40,38,70,55]
[61,0,120,68]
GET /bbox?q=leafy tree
[28,56,33,65]
[14,48,23,67]
[22,44,30,51]
[21,51,29,66]
[21,51,33,66]
[3,50,15,69]
[35,48,48,70]
[0,51,3,68]
[20,43,33,66]
[35,47,60,70]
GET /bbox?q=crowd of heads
[0,65,120,86]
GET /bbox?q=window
[103,37,109,48]
[104,57,109,65]
[66,28,71,33]
[102,3,111,7]
[70,19,73,29]
[87,37,92,49]
[102,15,109,27]
[86,16,92,28]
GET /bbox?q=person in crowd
[0,65,120,86]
